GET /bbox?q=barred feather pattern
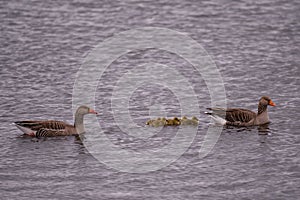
[224,109,256,123]
[206,108,256,123]
[14,120,77,137]
[14,120,67,131]
[35,128,75,137]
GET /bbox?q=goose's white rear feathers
[209,115,226,125]
[14,124,35,134]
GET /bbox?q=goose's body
[14,106,98,137]
[205,96,275,126]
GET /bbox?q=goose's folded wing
[207,108,256,123]
[14,120,67,131]
[225,108,256,122]
[35,128,74,137]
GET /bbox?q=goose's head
[173,117,181,125]
[165,119,172,125]
[260,96,276,107]
[76,106,98,115]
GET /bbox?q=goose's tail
[14,123,36,135]
[204,112,226,125]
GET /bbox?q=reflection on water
[258,123,270,135]
[220,123,271,135]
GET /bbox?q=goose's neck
[258,103,267,115]
[74,113,85,134]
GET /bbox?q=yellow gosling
[173,117,181,125]
[180,116,189,125]
[191,116,199,125]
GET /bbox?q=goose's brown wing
[225,108,256,122]
[207,108,256,123]
[35,126,76,137]
[14,120,67,131]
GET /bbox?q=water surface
[0,0,299,199]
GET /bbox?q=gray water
[1,0,299,199]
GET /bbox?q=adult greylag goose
[14,106,98,137]
[205,96,276,126]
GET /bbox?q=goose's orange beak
[89,109,98,114]
[269,100,276,106]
